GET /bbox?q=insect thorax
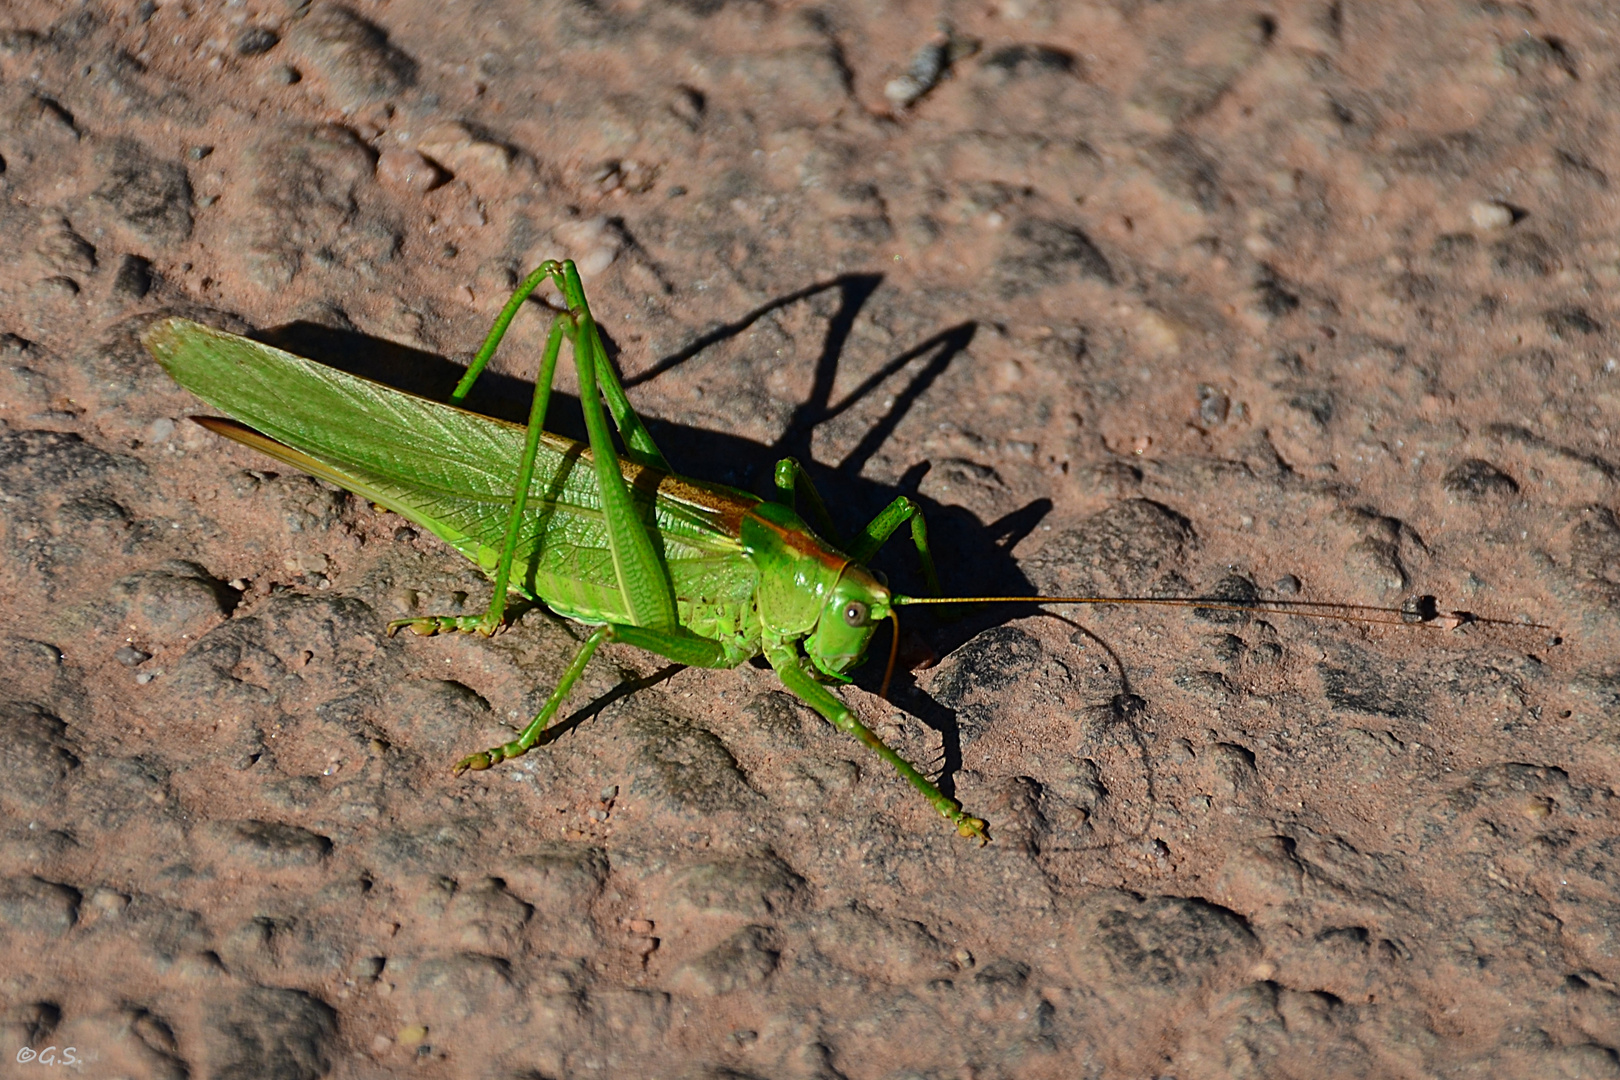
[740,501,850,639]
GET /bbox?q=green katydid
[142,260,1509,842]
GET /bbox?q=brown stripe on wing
[742,505,850,572]
[577,442,760,540]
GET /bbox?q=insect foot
[452,749,498,774]
[386,614,495,637]
[955,813,990,845]
[454,733,536,774]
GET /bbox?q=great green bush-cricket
[144,260,1493,841]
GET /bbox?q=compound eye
[842,601,869,627]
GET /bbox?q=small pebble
[1197,384,1230,425]
[351,955,385,980]
[884,29,960,108]
[87,887,130,915]
[285,552,330,574]
[669,86,705,128]
[577,245,617,277]
[1468,200,1515,231]
[377,149,444,194]
[115,645,152,667]
[1401,595,1440,623]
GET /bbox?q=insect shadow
[257,274,1077,797]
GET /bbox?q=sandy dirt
[2,1,1618,1077]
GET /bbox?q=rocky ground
[2,1,1619,1077]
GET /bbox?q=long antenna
[890,593,1552,630]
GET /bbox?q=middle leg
[455,621,745,772]
[773,457,843,545]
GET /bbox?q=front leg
[848,496,942,597]
[773,460,940,597]
[765,642,988,842]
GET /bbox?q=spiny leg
[567,298,681,633]
[555,261,671,472]
[765,642,987,842]
[456,622,744,773]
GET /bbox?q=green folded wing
[143,318,756,623]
